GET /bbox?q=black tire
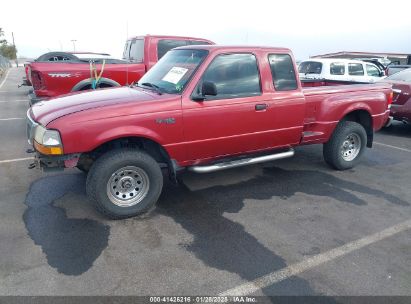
[78,83,114,91]
[76,164,89,174]
[323,121,367,170]
[76,155,94,174]
[86,149,163,219]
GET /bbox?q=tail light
[387,91,393,108]
[31,70,45,90]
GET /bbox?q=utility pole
[71,39,77,52]
[11,32,17,67]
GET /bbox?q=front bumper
[26,110,79,171]
[29,152,80,172]
[390,103,411,124]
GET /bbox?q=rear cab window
[330,62,346,75]
[188,40,212,46]
[348,63,364,76]
[269,54,298,91]
[157,40,188,60]
[157,39,212,60]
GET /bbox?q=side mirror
[192,81,218,102]
[202,81,217,96]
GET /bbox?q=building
[311,51,411,65]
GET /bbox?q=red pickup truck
[28,35,213,104]
[27,45,392,219]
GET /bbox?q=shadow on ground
[379,122,411,139]
[23,173,110,276]
[23,165,407,295]
[156,166,408,295]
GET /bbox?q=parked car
[299,59,385,86]
[386,65,411,76]
[27,45,392,219]
[28,35,214,104]
[380,68,411,124]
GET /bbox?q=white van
[298,59,384,83]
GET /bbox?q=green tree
[0,27,17,60]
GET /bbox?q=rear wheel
[86,149,163,219]
[323,121,367,170]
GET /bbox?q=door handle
[255,104,268,111]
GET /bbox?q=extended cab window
[348,63,364,76]
[366,64,380,77]
[330,63,345,75]
[129,39,144,62]
[157,40,188,59]
[268,54,298,91]
[199,53,261,99]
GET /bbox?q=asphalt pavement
[0,67,410,297]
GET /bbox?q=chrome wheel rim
[106,166,150,207]
[341,133,361,161]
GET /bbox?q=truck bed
[300,82,392,145]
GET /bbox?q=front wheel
[86,149,163,219]
[323,121,367,170]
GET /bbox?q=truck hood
[31,87,157,125]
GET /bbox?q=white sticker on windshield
[162,67,188,84]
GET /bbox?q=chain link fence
[0,54,11,78]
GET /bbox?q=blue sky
[1,0,410,60]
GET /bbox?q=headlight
[43,130,61,146]
[33,125,63,155]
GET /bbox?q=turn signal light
[34,141,63,155]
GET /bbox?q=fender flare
[71,77,121,92]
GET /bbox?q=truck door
[182,52,305,161]
[265,53,306,145]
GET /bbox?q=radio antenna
[126,20,129,86]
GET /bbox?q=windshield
[137,49,209,94]
[298,61,323,74]
[385,68,411,82]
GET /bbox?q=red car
[27,45,392,219]
[28,35,214,104]
[381,68,411,124]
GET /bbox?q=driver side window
[196,53,261,100]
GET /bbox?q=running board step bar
[188,149,295,173]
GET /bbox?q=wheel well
[78,137,172,171]
[78,82,114,91]
[71,78,121,92]
[342,110,373,147]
